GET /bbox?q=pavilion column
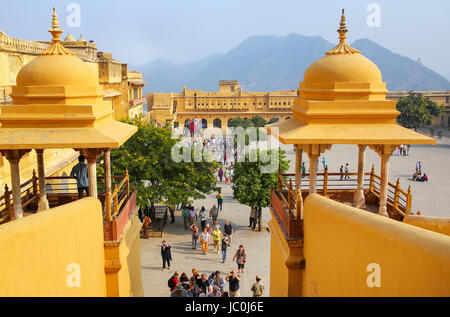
[354,144,367,208]
[78,148,103,198]
[294,145,303,218]
[369,145,397,217]
[305,144,332,195]
[1,150,31,220]
[104,148,112,221]
[36,149,49,211]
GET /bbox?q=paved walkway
[140,183,271,297]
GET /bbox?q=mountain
[138,34,450,93]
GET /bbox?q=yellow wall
[268,214,303,297]
[104,214,144,297]
[0,198,107,296]
[302,194,450,296]
[403,215,450,236]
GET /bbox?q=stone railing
[0,31,49,54]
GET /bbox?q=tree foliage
[396,91,443,131]
[231,149,289,230]
[106,119,219,208]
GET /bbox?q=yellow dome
[17,54,98,87]
[303,10,382,84]
[16,8,98,88]
[303,53,382,83]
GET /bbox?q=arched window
[213,118,222,128]
[202,118,208,129]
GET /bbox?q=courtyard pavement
[140,182,272,297]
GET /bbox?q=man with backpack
[168,271,179,293]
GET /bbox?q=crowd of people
[168,267,264,297]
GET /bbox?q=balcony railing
[0,170,137,241]
[129,97,146,106]
[271,166,413,239]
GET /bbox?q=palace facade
[147,80,297,129]
[148,81,450,129]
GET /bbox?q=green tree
[396,91,443,131]
[105,119,219,208]
[231,149,289,231]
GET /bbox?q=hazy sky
[1,0,450,79]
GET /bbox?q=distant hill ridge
[136,33,450,93]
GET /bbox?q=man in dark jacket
[161,240,172,270]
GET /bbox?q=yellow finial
[52,7,59,30]
[48,7,63,43]
[326,9,360,55]
[41,7,75,56]
[338,9,348,44]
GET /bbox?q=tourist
[182,206,189,229]
[161,240,172,271]
[188,206,197,226]
[419,173,429,182]
[212,271,226,292]
[226,270,241,297]
[212,225,223,254]
[322,156,327,170]
[403,144,408,156]
[232,245,247,274]
[208,285,222,297]
[190,223,199,249]
[224,168,230,182]
[340,165,344,180]
[190,120,195,137]
[418,161,422,175]
[302,162,306,177]
[344,163,350,180]
[221,291,229,297]
[217,192,224,211]
[249,207,257,230]
[168,271,179,292]
[223,220,233,245]
[70,155,89,199]
[179,272,190,290]
[191,268,201,285]
[169,206,175,224]
[407,144,411,155]
[221,236,230,263]
[142,215,150,239]
[198,274,211,295]
[199,206,207,230]
[218,167,224,182]
[170,283,188,297]
[251,275,265,297]
[186,277,200,297]
[210,205,219,223]
[416,161,421,175]
[205,223,212,235]
[200,227,210,255]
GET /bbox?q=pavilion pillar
[305,144,331,195]
[369,145,397,217]
[294,145,303,218]
[104,148,112,221]
[354,144,367,208]
[1,150,31,219]
[36,149,49,211]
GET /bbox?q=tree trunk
[258,206,262,232]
